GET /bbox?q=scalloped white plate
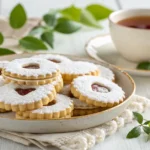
[85,34,150,76]
[0,53,135,133]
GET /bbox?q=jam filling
[15,88,35,95]
[23,63,39,69]
[48,59,60,63]
[0,70,1,75]
[91,84,109,93]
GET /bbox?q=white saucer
[85,34,150,76]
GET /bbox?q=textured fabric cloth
[0,95,149,150]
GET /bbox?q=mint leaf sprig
[126,112,150,141]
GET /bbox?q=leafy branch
[127,112,150,141]
[0,3,113,54]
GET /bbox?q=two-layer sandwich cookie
[16,94,74,119]
[71,76,125,107]
[0,81,58,112]
[2,58,60,85]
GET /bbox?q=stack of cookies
[0,54,125,119]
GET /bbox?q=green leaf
[0,48,15,55]
[80,9,101,28]
[144,121,150,125]
[133,112,143,124]
[0,33,4,45]
[86,4,113,20]
[9,4,27,29]
[19,36,48,50]
[143,126,150,135]
[55,18,81,34]
[137,62,150,70]
[126,126,141,139]
[43,14,57,27]
[29,26,46,36]
[41,30,54,48]
[60,5,81,21]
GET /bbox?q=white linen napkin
[0,95,149,150]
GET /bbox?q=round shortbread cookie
[71,76,125,107]
[0,77,64,111]
[32,54,72,64]
[3,58,60,80]
[60,61,99,83]
[16,94,74,120]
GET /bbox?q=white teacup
[109,9,150,62]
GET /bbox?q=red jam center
[15,88,35,95]
[0,70,2,75]
[48,59,60,63]
[91,84,109,93]
[23,63,39,69]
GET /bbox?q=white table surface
[1,0,150,150]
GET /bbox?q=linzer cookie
[71,76,125,107]
[0,61,9,75]
[0,82,57,112]
[16,94,74,120]
[32,54,72,64]
[2,58,60,85]
[60,61,99,84]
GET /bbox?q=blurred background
[1,0,150,17]
[0,0,150,56]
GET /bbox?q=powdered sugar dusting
[0,61,9,69]
[0,81,56,105]
[72,98,97,109]
[97,65,115,81]
[32,54,71,64]
[0,76,5,86]
[60,61,98,74]
[72,76,125,103]
[4,58,59,77]
[32,94,73,114]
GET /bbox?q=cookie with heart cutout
[71,76,125,107]
[16,94,74,120]
[0,61,9,75]
[60,61,100,84]
[2,58,60,85]
[0,76,64,112]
